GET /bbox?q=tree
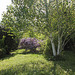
[1,0,37,38]
[32,0,75,56]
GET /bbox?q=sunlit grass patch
[11,49,25,54]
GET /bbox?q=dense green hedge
[0,26,19,56]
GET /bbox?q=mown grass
[0,49,75,75]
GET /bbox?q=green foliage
[43,38,53,58]
[0,27,19,56]
[66,32,75,51]
[0,36,6,57]
[0,38,4,49]
[22,30,45,40]
[0,48,6,58]
[53,32,58,50]
[43,33,58,58]
[1,0,38,38]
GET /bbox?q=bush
[0,48,6,58]
[4,35,19,54]
[19,38,41,52]
[43,38,53,58]
[65,32,75,51]
[0,39,4,49]
[0,26,19,55]
[0,49,3,57]
[0,36,19,55]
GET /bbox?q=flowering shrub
[19,38,41,52]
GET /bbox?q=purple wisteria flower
[19,38,41,52]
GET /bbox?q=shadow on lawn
[48,51,75,75]
[0,53,17,60]
[0,49,41,60]
[19,50,41,55]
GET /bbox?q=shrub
[19,38,41,52]
[0,49,3,57]
[0,39,4,49]
[0,48,6,58]
[64,32,75,51]
[0,26,19,55]
[4,35,19,54]
[43,38,53,58]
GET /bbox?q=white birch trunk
[68,0,72,7]
[50,33,56,56]
[57,37,61,55]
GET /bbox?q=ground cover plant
[0,49,75,75]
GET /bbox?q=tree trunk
[57,37,61,55]
[50,33,56,56]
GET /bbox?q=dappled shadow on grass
[45,55,66,61]
[20,50,42,55]
[0,53,17,61]
[54,51,75,74]
[0,49,42,60]
[45,51,75,75]
[13,48,42,55]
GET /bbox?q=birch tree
[33,0,74,56]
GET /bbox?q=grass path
[0,49,75,75]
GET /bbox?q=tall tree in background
[1,0,37,38]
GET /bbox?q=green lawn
[0,49,75,75]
